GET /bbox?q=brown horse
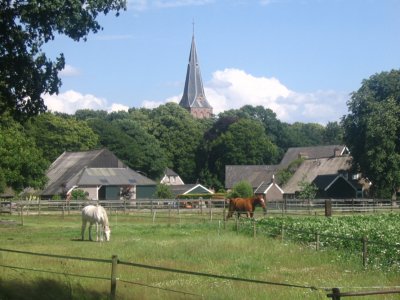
[226,194,267,219]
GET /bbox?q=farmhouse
[282,155,366,199]
[254,176,284,201]
[225,165,283,200]
[160,168,185,185]
[225,145,370,199]
[159,168,214,198]
[41,149,156,200]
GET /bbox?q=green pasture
[0,212,399,300]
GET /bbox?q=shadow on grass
[0,278,107,300]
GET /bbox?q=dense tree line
[0,103,344,194]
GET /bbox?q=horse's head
[255,195,267,214]
[104,225,111,242]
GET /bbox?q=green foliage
[343,69,400,198]
[87,116,168,179]
[147,103,205,182]
[228,180,253,198]
[323,122,344,144]
[297,179,318,200]
[284,122,326,147]
[0,115,48,192]
[206,118,279,185]
[154,184,174,199]
[0,0,126,120]
[25,113,99,163]
[70,189,87,200]
[256,214,400,270]
[275,157,305,186]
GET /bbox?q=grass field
[0,212,399,299]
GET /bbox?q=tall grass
[0,213,399,299]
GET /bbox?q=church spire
[179,30,213,119]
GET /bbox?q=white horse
[81,205,111,242]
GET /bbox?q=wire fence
[1,247,399,299]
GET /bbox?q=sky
[42,0,400,124]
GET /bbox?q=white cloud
[59,64,80,77]
[204,68,348,124]
[44,69,348,124]
[43,90,128,114]
[152,68,348,124]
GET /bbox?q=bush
[228,181,253,198]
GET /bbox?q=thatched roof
[279,145,349,168]
[283,156,352,194]
[225,165,278,189]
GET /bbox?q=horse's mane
[98,205,109,227]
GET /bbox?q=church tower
[179,32,213,119]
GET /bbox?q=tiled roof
[42,149,126,196]
[68,168,155,187]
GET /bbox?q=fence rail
[1,198,399,216]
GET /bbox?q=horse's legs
[96,223,99,242]
[249,211,254,218]
[99,224,104,242]
[88,223,93,241]
[81,220,87,240]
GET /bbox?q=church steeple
[179,32,213,119]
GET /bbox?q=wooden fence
[1,198,399,216]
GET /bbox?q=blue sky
[43,0,400,124]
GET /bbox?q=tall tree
[148,103,204,183]
[0,115,48,192]
[25,113,98,163]
[323,121,344,145]
[207,118,279,186]
[342,69,400,198]
[0,0,126,120]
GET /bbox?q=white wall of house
[160,175,184,185]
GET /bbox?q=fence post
[152,211,157,224]
[20,205,24,226]
[236,216,239,233]
[281,224,284,242]
[253,220,256,238]
[209,201,213,221]
[315,233,320,251]
[325,199,332,217]
[329,287,341,300]
[362,236,368,267]
[110,255,118,300]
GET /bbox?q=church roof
[179,35,212,110]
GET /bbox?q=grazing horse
[81,205,111,242]
[226,195,267,219]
